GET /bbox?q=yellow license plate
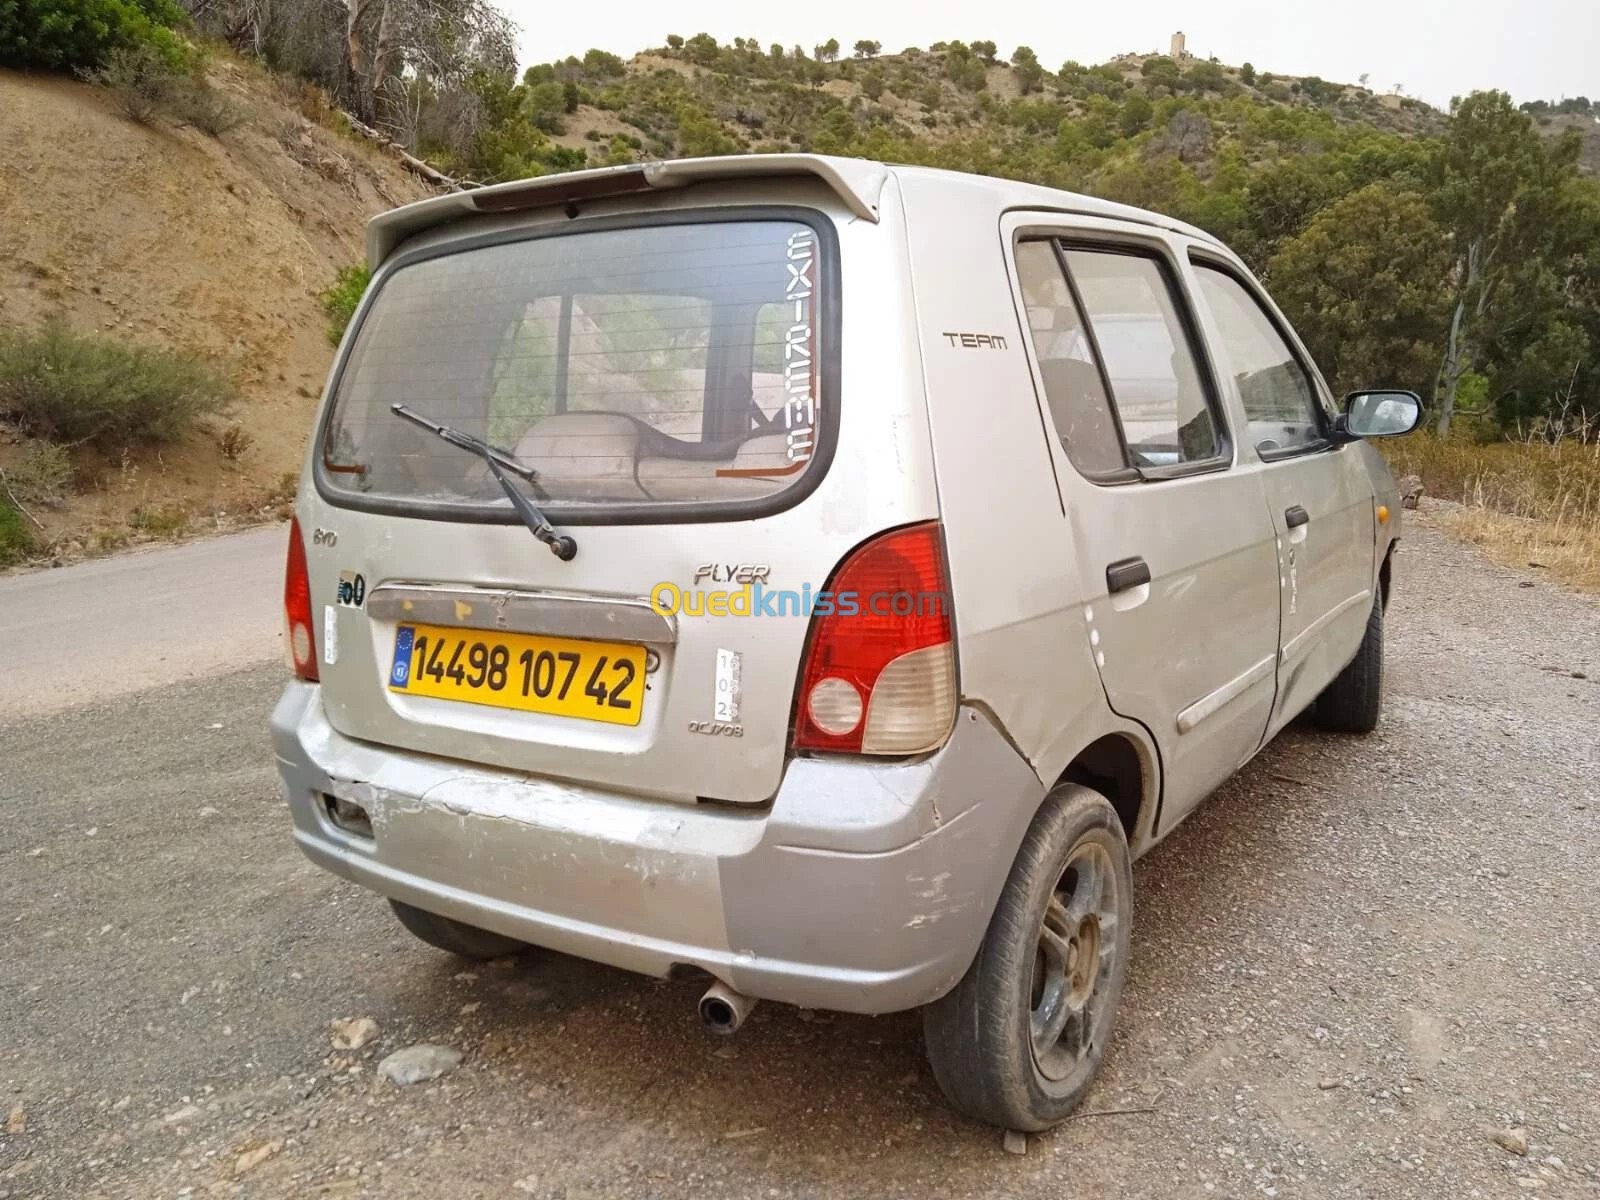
[388,623,646,726]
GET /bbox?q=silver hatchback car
[273,154,1421,1130]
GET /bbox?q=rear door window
[320,218,832,518]
[1060,248,1223,469]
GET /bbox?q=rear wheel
[388,899,528,960]
[1314,592,1384,733]
[922,784,1132,1131]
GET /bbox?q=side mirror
[1341,389,1423,439]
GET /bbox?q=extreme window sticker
[784,229,818,463]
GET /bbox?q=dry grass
[1383,433,1600,592]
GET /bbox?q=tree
[1428,91,1577,435]
[1267,185,1452,395]
[861,65,886,100]
[1476,161,1599,429]
[942,41,986,91]
[665,34,683,49]
[853,39,880,59]
[1141,54,1179,84]
[1118,92,1153,136]
[971,40,996,64]
[676,104,736,156]
[684,32,719,65]
[814,38,839,62]
[527,80,566,131]
[1010,45,1042,95]
[338,0,516,126]
[1236,155,1348,263]
[1185,60,1228,93]
[582,48,624,77]
[1239,62,1255,85]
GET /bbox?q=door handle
[1285,505,1310,529]
[1106,556,1151,593]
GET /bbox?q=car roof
[366,154,1223,267]
[882,161,1221,245]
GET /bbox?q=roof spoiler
[366,154,888,267]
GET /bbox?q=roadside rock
[1493,1127,1530,1156]
[378,1044,462,1086]
[1399,474,1424,508]
[330,1016,379,1051]
[233,1138,283,1176]
[1002,1129,1027,1155]
[5,1103,24,1134]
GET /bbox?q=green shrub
[84,42,180,123]
[0,323,235,448]
[320,264,371,345]
[0,498,33,566]
[85,44,246,133]
[130,503,188,536]
[165,72,250,133]
[0,0,189,72]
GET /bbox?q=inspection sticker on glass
[714,649,742,722]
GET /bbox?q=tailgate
[297,189,935,804]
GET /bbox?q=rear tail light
[792,522,956,756]
[284,516,319,682]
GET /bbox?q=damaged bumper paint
[271,683,1043,1014]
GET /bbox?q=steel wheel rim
[1028,838,1120,1082]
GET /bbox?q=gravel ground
[2,510,1597,1199]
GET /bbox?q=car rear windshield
[319,218,830,517]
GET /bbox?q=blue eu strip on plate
[390,625,415,687]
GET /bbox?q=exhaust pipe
[698,981,757,1035]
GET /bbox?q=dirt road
[2,512,1597,1199]
[0,526,284,721]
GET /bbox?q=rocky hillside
[555,43,1448,160]
[0,56,429,557]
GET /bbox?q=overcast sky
[499,0,1598,109]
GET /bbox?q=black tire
[389,899,528,960]
[922,784,1133,1131]
[1314,592,1384,733]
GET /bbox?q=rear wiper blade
[391,404,576,561]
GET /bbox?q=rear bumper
[271,684,1044,1014]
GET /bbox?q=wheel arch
[1049,726,1161,855]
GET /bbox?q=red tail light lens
[792,522,956,755]
[284,516,319,682]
